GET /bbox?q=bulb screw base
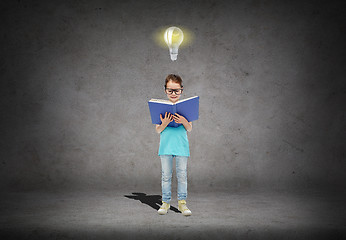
[170,53,178,61]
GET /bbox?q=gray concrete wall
[1,0,345,192]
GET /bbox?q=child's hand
[173,113,188,124]
[160,112,174,126]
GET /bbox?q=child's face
[165,80,183,103]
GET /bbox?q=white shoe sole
[182,210,192,216]
[158,209,169,215]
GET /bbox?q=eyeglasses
[165,88,183,95]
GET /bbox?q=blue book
[148,96,199,128]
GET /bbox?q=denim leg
[160,155,173,203]
[176,155,188,201]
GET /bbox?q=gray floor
[1,188,345,239]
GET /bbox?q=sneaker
[178,200,192,216]
[158,201,170,215]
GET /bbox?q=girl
[156,74,192,216]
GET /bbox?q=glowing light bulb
[164,26,184,61]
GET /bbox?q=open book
[148,96,199,128]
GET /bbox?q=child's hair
[165,74,183,88]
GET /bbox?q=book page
[149,96,198,105]
[149,98,174,105]
[176,96,199,104]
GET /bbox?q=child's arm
[155,112,174,134]
[183,122,192,132]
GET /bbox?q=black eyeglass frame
[164,87,184,95]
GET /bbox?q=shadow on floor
[124,192,180,213]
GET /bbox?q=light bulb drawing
[164,26,184,61]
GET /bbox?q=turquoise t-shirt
[158,125,190,157]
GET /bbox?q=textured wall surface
[1,0,345,192]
